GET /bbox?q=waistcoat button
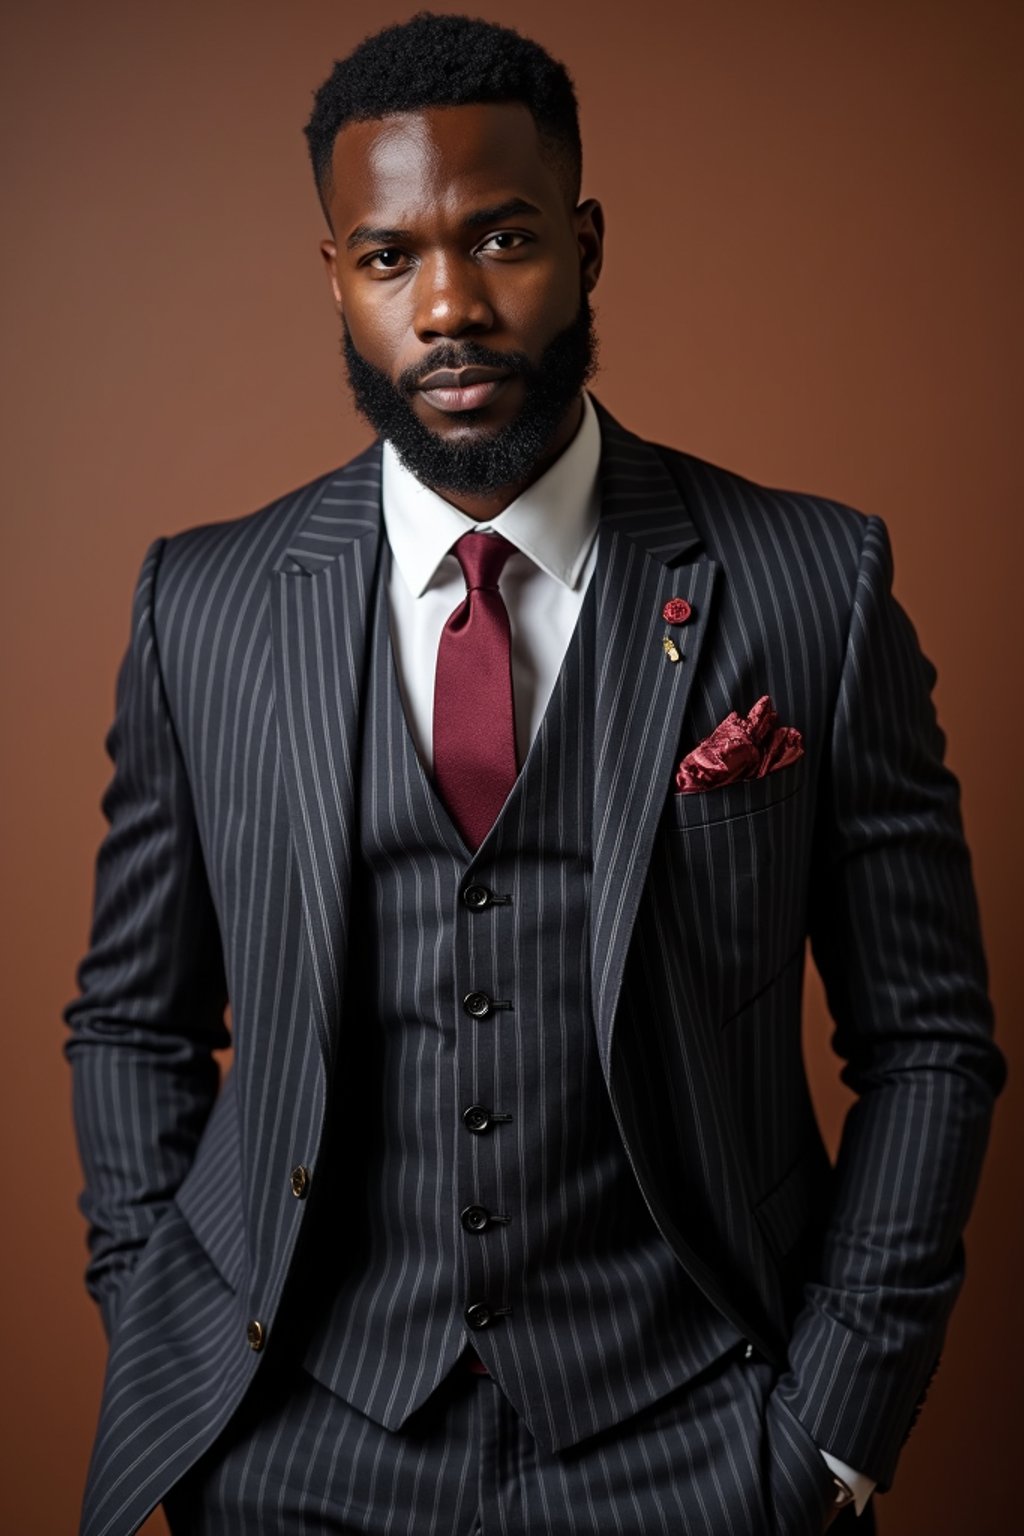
[464,1302,493,1330]
[461,1204,491,1232]
[246,1319,266,1352]
[462,1105,491,1132]
[463,990,494,1019]
[462,884,493,910]
[290,1165,310,1199]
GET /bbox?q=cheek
[343,293,407,361]
[500,263,579,344]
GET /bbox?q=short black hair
[303,11,582,226]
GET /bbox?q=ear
[575,198,605,293]
[320,239,343,311]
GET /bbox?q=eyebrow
[345,197,544,252]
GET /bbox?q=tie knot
[452,531,517,592]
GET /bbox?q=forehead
[328,101,561,230]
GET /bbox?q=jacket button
[290,1165,311,1199]
[462,1105,491,1133]
[461,1204,491,1232]
[464,1302,493,1330]
[246,1319,266,1352]
[462,884,493,910]
[463,990,494,1019]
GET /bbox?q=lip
[417,376,512,413]
[416,365,511,390]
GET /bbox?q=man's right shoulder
[155,438,382,588]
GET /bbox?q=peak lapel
[270,440,383,1068]
[588,399,718,1071]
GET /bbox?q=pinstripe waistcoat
[296,537,738,1447]
[66,393,1004,1536]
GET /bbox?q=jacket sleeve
[63,536,230,1337]
[774,513,1006,1490]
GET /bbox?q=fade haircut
[303,11,583,228]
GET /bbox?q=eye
[365,248,407,271]
[478,232,529,253]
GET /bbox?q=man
[65,12,1004,1535]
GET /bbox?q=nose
[413,252,495,341]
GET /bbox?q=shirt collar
[381,388,602,599]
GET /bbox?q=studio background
[1,2,1020,1531]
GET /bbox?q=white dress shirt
[381,388,601,774]
[379,383,873,1518]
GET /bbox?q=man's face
[320,102,604,496]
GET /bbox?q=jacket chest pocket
[667,757,805,831]
[659,760,809,1022]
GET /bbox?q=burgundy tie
[433,531,519,852]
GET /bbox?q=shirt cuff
[819,1449,876,1515]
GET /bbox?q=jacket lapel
[588,402,790,1354]
[268,401,717,1079]
[587,403,789,1354]
[269,440,383,1068]
[588,398,718,1071]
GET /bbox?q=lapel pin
[662,598,693,625]
[660,597,692,663]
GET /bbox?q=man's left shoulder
[649,434,872,568]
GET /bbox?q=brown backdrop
[2,2,1020,1531]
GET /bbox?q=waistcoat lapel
[589,400,717,1071]
[270,440,383,1068]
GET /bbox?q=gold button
[246,1319,266,1352]
[290,1164,311,1199]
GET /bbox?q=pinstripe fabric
[162,1347,859,1536]
[297,540,737,1448]
[65,393,1004,1535]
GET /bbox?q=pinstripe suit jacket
[65,393,1004,1536]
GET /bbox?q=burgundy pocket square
[675,693,804,794]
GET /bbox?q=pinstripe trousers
[161,1344,870,1535]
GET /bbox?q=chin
[414,405,510,436]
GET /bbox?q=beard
[340,287,600,496]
